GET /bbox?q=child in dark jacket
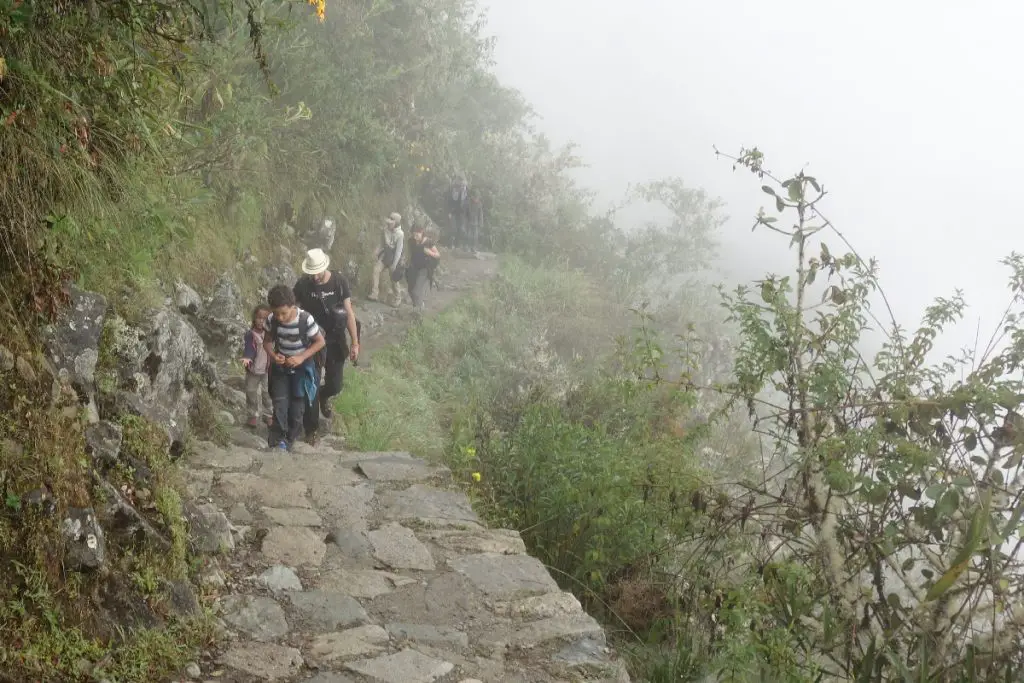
[242,305,273,428]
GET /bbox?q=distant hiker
[241,304,273,428]
[264,284,326,451]
[369,212,405,307]
[406,224,441,310]
[447,175,469,248]
[467,188,484,253]
[294,248,360,443]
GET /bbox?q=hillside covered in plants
[1,1,1023,682]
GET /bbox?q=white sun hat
[301,248,330,275]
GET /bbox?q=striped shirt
[268,309,320,358]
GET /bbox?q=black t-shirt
[409,239,437,271]
[294,271,351,344]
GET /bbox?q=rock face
[174,281,203,316]
[200,273,248,356]
[103,309,215,447]
[61,507,106,570]
[186,443,631,682]
[43,286,107,415]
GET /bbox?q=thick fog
[483,0,1024,361]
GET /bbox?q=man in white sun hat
[293,247,360,444]
[368,212,405,307]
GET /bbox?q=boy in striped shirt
[262,285,326,450]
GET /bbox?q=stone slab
[356,453,447,482]
[257,452,362,486]
[219,643,303,681]
[368,522,436,570]
[263,506,323,527]
[317,568,417,599]
[288,590,368,631]
[450,553,559,597]
[190,443,254,470]
[260,565,303,592]
[378,485,480,527]
[310,483,374,531]
[422,528,526,555]
[386,622,469,649]
[308,625,389,663]
[220,595,289,642]
[345,648,455,683]
[219,473,311,508]
[261,526,327,568]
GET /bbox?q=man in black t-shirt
[294,248,360,442]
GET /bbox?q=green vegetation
[3,0,1024,680]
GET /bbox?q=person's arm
[303,331,326,360]
[263,333,282,365]
[343,298,360,359]
[424,244,440,259]
[390,231,404,269]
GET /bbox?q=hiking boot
[320,396,334,418]
[247,416,260,428]
[305,431,319,446]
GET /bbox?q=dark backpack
[426,253,440,290]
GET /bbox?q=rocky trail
[179,251,631,683]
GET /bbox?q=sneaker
[320,397,334,418]
[247,416,259,428]
[277,441,288,451]
[367,294,379,302]
[305,431,319,446]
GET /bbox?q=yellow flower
[471,472,482,482]
[307,0,325,22]
[465,446,476,457]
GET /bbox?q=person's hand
[241,358,252,370]
[283,355,301,368]
[273,353,286,365]
[349,342,360,362]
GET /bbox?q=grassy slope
[332,259,719,680]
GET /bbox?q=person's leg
[260,373,273,424]
[389,268,404,307]
[413,269,428,310]
[407,269,421,308]
[267,367,290,447]
[244,372,260,426]
[369,258,384,300]
[287,373,306,446]
[321,342,345,398]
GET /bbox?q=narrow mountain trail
[179,252,631,683]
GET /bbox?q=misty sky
[482,1,1024,360]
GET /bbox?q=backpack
[268,310,315,353]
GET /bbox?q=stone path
[181,430,631,682]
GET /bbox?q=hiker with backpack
[294,247,360,444]
[369,212,405,307]
[447,175,469,249]
[467,188,484,254]
[263,284,326,451]
[405,223,441,310]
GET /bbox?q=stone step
[187,441,631,683]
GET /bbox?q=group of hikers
[240,188,477,450]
